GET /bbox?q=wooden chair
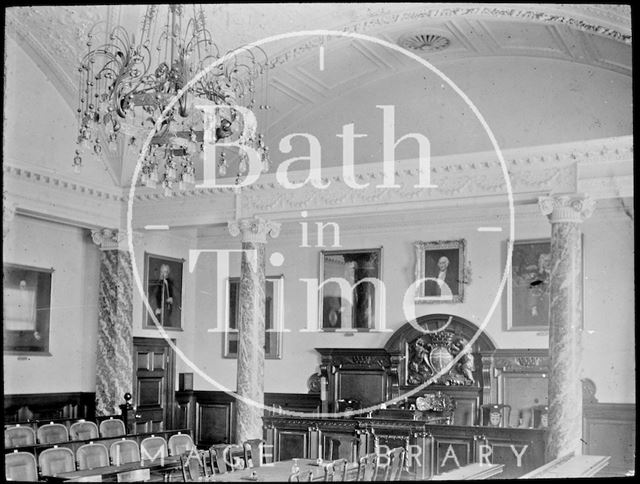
[4,425,36,448]
[76,442,109,470]
[140,435,168,462]
[37,422,69,444]
[342,461,360,482]
[209,443,245,473]
[110,439,141,466]
[5,451,38,481]
[99,418,126,438]
[481,404,511,427]
[358,453,379,481]
[243,438,265,467]
[330,459,347,482]
[70,420,99,441]
[168,432,194,456]
[180,450,211,482]
[382,447,406,481]
[39,446,76,476]
[288,469,315,482]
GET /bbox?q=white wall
[186,202,635,403]
[3,215,101,394]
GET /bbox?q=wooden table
[520,454,611,478]
[208,459,327,482]
[45,455,182,482]
[432,463,505,480]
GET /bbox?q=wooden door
[133,337,175,433]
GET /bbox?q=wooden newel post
[119,392,136,433]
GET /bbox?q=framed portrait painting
[414,240,466,303]
[144,253,184,330]
[507,239,551,331]
[224,275,284,359]
[319,248,382,331]
[3,263,53,355]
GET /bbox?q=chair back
[37,423,69,444]
[209,443,245,474]
[76,442,109,470]
[168,432,194,456]
[4,425,36,448]
[70,421,99,441]
[481,404,511,427]
[39,446,76,476]
[243,438,265,467]
[180,450,210,481]
[330,459,347,482]
[99,418,126,438]
[359,453,379,481]
[140,436,168,461]
[383,447,406,481]
[5,451,38,481]
[342,461,360,482]
[110,439,141,466]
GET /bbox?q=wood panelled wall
[4,390,635,475]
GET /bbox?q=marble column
[538,194,595,460]
[228,216,281,442]
[91,228,134,415]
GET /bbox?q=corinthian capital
[91,228,141,250]
[539,194,596,224]
[228,216,281,244]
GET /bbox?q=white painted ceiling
[5,4,632,187]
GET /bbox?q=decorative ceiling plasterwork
[5,4,631,112]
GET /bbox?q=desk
[432,463,505,480]
[45,455,182,482]
[209,459,326,482]
[520,454,611,478]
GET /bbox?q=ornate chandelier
[74,5,271,195]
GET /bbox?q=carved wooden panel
[336,370,387,408]
[435,438,472,473]
[196,402,233,446]
[278,430,308,460]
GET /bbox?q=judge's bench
[264,314,550,479]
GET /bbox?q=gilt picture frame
[224,275,284,359]
[414,240,466,304]
[319,248,383,331]
[143,253,184,330]
[3,263,53,355]
[506,239,551,331]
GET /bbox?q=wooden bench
[432,463,505,480]
[520,453,611,478]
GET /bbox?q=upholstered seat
[99,418,127,438]
[168,432,194,456]
[37,423,69,444]
[4,425,36,448]
[5,451,38,481]
[39,446,76,476]
[140,436,168,461]
[76,442,109,470]
[70,420,99,441]
[110,439,141,466]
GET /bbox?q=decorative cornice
[228,216,281,244]
[3,192,18,240]
[539,194,596,224]
[268,5,631,69]
[3,164,124,202]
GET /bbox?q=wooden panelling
[583,402,635,476]
[278,430,308,461]
[4,392,96,423]
[176,391,321,447]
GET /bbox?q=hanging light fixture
[74,5,271,194]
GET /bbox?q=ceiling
[5,4,632,187]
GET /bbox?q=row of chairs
[289,448,406,482]
[179,439,266,481]
[5,433,194,481]
[5,418,127,447]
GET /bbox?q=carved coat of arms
[407,330,475,386]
